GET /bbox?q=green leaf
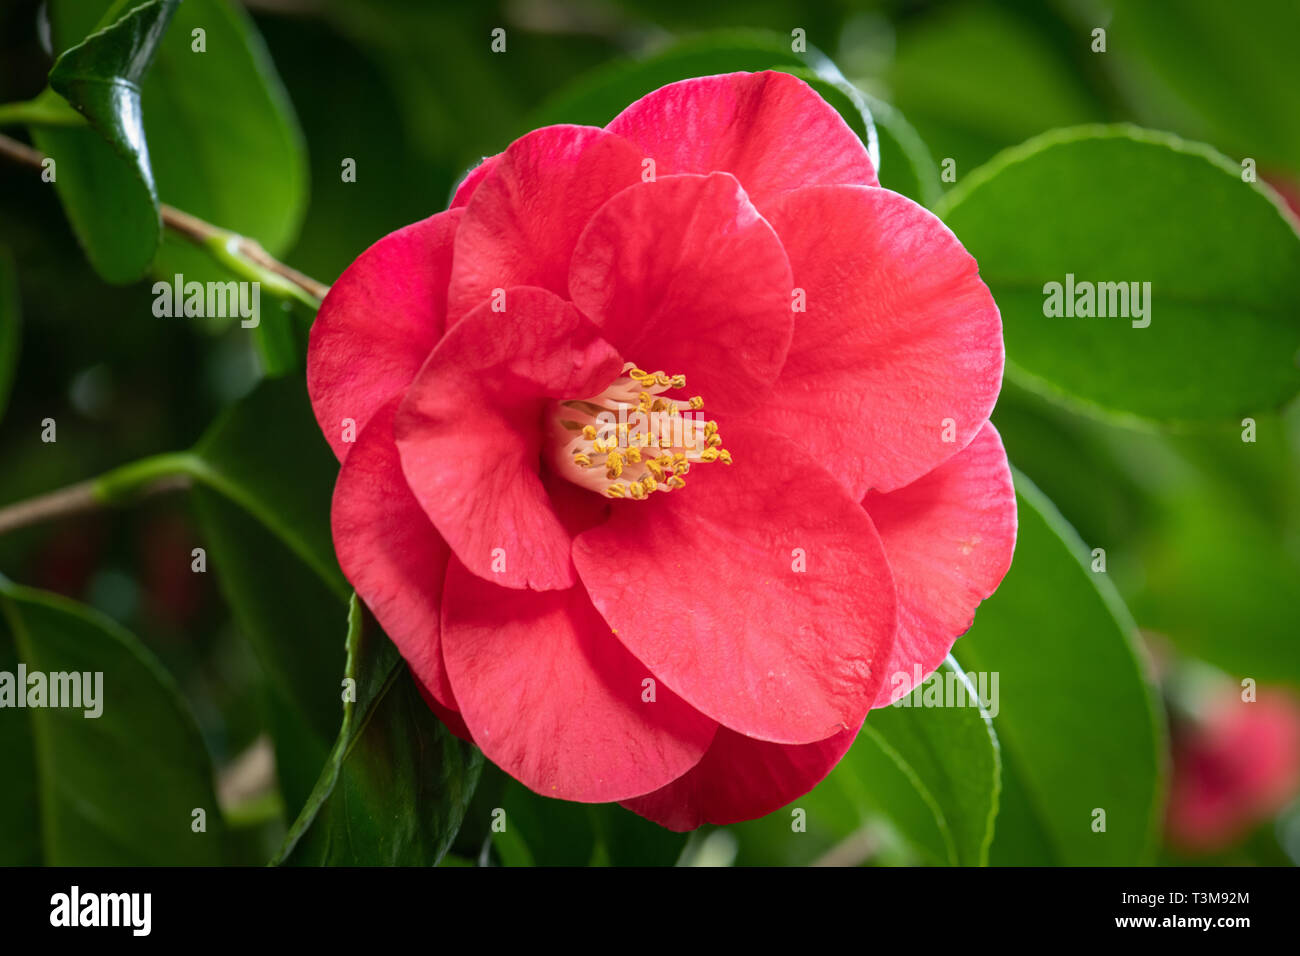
[860,91,943,208]
[725,658,1000,867]
[955,472,1166,865]
[940,126,1300,423]
[881,0,1105,179]
[845,658,1000,866]
[0,248,18,421]
[86,378,347,816]
[44,0,308,290]
[528,29,806,130]
[275,596,483,866]
[180,377,345,815]
[190,486,343,818]
[0,577,223,864]
[186,377,345,597]
[143,0,308,268]
[1110,0,1300,175]
[34,0,178,282]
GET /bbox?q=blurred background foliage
[0,0,1298,866]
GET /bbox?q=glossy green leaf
[1110,0,1300,174]
[275,596,483,866]
[35,0,177,282]
[728,658,999,867]
[955,472,1166,865]
[846,658,1000,866]
[47,0,307,284]
[940,126,1300,423]
[0,249,18,421]
[0,577,223,864]
[143,0,308,267]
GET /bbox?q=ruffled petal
[440,559,717,802]
[864,423,1016,707]
[450,154,499,208]
[621,724,856,831]
[394,286,623,591]
[569,173,793,414]
[606,71,877,212]
[446,125,643,321]
[573,421,897,744]
[331,398,459,711]
[762,185,1004,495]
[307,209,461,461]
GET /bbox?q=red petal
[863,423,1016,707]
[446,125,643,322]
[573,422,897,744]
[621,724,856,831]
[765,185,1003,496]
[331,399,459,712]
[450,155,499,208]
[394,287,623,591]
[440,560,717,802]
[606,71,877,213]
[307,209,461,462]
[569,173,793,414]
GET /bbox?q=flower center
[548,363,731,499]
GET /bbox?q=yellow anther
[605,449,624,479]
[553,361,726,502]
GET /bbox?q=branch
[0,131,329,306]
[0,453,195,537]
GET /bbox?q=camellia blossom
[1166,690,1300,853]
[307,71,1016,830]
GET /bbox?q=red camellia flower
[307,71,1016,829]
[1167,690,1300,853]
